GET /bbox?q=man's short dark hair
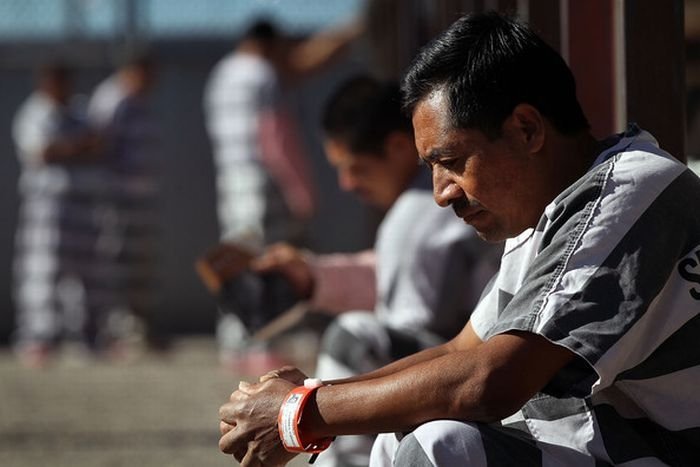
[38,61,71,82]
[242,18,279,43]
[401,12,589,138]
[120,48,155,71]
[322,75,413,156]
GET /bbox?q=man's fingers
[219,402,238,424]
[229,380,255,401]
[240,446,263,467]
[251,243,297,272]
[276,367,307,385]
[259,370,280,383]
[250,255,274,272]
[233,446,248,463]
[219,420,234,436]
[218,428,245,456]
[251,244,286,271]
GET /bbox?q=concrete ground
[0,335,319,467]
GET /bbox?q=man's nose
[432,167,462,207]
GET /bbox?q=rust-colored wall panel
[626,0,686,161]
[568,0,616,138]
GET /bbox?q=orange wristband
[277,378,333,454]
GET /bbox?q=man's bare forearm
[301,330,576,440]
[304,348,490,438]
[324,341,452,385]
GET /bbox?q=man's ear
[509,104,545,154]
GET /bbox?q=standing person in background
[252,76,501,467]
[203,18,360,366]
[12,63,110,367]
[87,52,163,351]
[204,19,316,250]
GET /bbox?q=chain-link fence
[0,0,364,42]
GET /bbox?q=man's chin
[463,218,507,243]
[476,231,507,243]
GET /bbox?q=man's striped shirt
[471,125,700,465]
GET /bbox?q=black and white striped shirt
[472,126,700,464]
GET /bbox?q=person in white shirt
[12,63,108,366]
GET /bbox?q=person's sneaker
[16,342,52,369]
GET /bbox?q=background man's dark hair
[120,48,155,71]
[242,18,279,43]
[322,75,413,156]
[401,12,589,139]
[38,61,71,83]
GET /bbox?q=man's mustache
[451,196,481,217]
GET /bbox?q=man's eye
[440,158,461,170]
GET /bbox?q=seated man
[218,12,700,466]
[199,75,498,371]
[251,76,501,466]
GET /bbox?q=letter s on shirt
[678,247,700,300]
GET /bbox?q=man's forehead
[413,92,453,137]
[413,89,448,118]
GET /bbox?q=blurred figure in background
[204,19,316,251]
[87,52,163,351]
[12,62,112,367]
[203,18,360,366]
[253,76,502,467]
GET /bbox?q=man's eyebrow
[423,146,457,163]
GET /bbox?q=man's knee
[320,312,389,372]
[394,420,487,467]
[369,433,400,467]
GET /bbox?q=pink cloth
[309,250,377,314]
[259,108,316,221]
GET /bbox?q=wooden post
[625,0,686,162]
[567,0,618,139]
[527,0,561,52]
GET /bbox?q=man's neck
[556,130,600,182]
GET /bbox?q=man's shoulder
[553,134,689,219]
[15,93,52,121]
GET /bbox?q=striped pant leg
[370,420,543,467]
[217,161,267,245]
[315,311,393,380]
[315,311,436,379]
[13,268,59,347]
[12,196,62,348]
[314,311,391,467]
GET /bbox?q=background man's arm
[252,245,377,313]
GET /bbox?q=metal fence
[0,0,364,41]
